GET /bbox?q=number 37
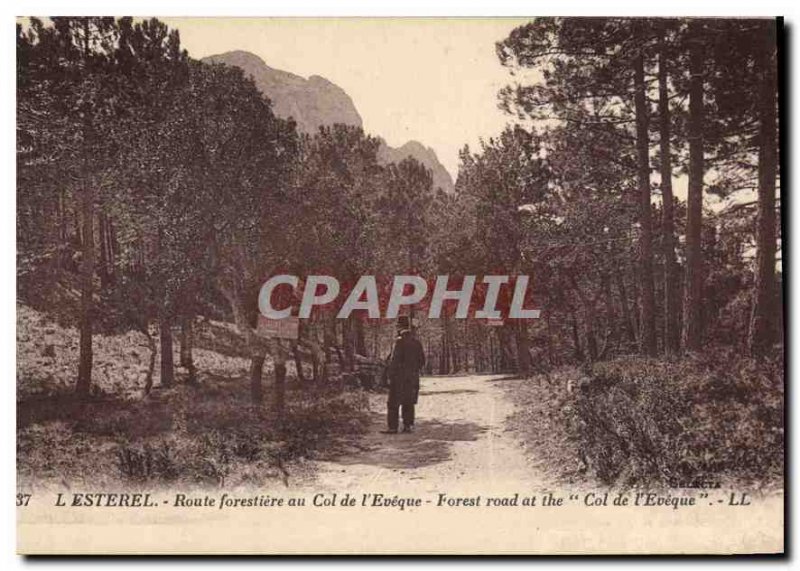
[16,493,31,507]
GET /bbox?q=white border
[2,2,796,568]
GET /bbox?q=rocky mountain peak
[203,50,454,193]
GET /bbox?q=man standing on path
[382,323,425,434]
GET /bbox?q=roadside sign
[257,314,300,340]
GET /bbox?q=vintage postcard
[16,16,784,554]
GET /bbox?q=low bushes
[568,352,784,487]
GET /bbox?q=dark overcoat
[388,333,426,405]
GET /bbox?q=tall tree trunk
[749,20,779,358]
[342,317,355,372]
[250,352,266,404]
[466,321,474,372]
[495,327,505,371]
[179,315,196,384]
[354,317,367,357]
[515,321,531,376]
[630,257,641,339]
[441,323,448,374]
[76,19,95,401]
[294,321,308,383]
[488,334,496,373]
[105,217,116,285]
[97,211,110,289]
[311,350,320,383]
[141,325,156,396]
[616,268,636,344]
[545,312,555,368]
[159,315,174,388]
[658,37,681,355]
[273,340,287,414]
[683,20,706,352]
[109,221,119,283]
[76,181,94,399]
[633,38,657,356]
[58,188,67,267]
[601,270,618,355]
[323,316,335,364]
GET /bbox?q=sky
[159,18,532,179]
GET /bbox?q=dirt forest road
[306,374,551,495]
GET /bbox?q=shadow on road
[327,412,487,470]
[484,375,523,383]
[418,388,479,397]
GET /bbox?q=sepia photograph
[14,14,784,555]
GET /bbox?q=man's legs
[401,403,415,430]
[386,400,400,432]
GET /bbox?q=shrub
[569,351,784,488]
[185,431,233,486]
[116,439,179,482]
